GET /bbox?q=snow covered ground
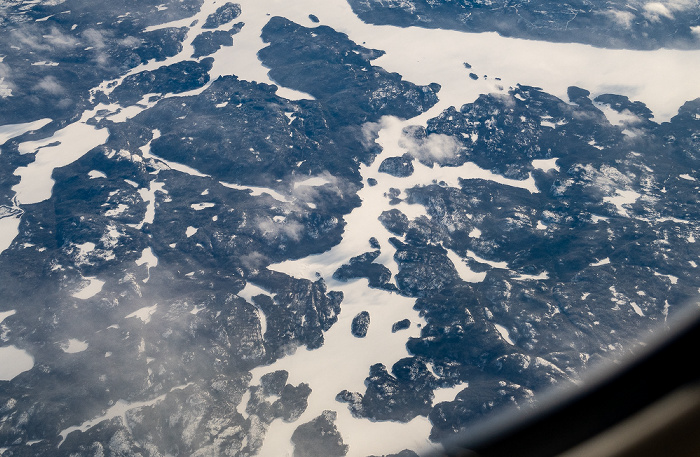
[1,0,699,454]
[0,345,33,381]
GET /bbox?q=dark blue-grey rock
[392,319,410,333]
[292,410,348,457]
[379,154,414,177]
[351,311,370,338]
[202,2,242,29]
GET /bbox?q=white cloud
[0,79,12,97]
[256,217,304,241]
[12,29,49,51]
[43,27,79,48]
[603,10,636,28]
[494,92,518,109]
[82,29,107,49]
[641,0,697,21]
[35,76,65,94]
[119,36,142,48]
[361,120,382,148]
[644,2,674,20]
[666,0,697,10]
[12,26,78,51]
[399,132,462,164]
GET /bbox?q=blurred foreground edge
[434,302,700,457]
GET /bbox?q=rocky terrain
[0,0,698,456]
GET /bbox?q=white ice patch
[238,283,271,337]
[0,346,33,380]
[238,283,272,304]
[630,302,645,317]
[468,228,482,238]
[603,189,641,217]
[140,130,210,177]
[135,181,166,229]
[532,158,560,173]
[610,285,645,316]
[70,242,97,267]
[236,389,252,419]
[58,383,192,447]
[72,277,105,299]
[654,271,679,285]
[125,304,158,324]
[466,250,509,269]
[0,310,16,324]
[512,271,549,281]
[679,174,696,181]
[135,247,158,282]
[445,247,487,283]
[408,155,538,194]
[392,200,428,220]
[219,181,292,203]
[104,204,129,217]
[191,202,215,210]
[186,226,198,237]
[60,339,88,353]
[588,139,604,150]
[294,176,331,188]
[494,324,515,345]
[590,258,611,267]
[190,305,203,315]
[101,224,121,250]
[88,170,107,179]
[0,213,21,256]
[13,120,109,205]
[0,118,51,145]
[76,242,95,255]
[432,382,468,405]
[534,357,567,378]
